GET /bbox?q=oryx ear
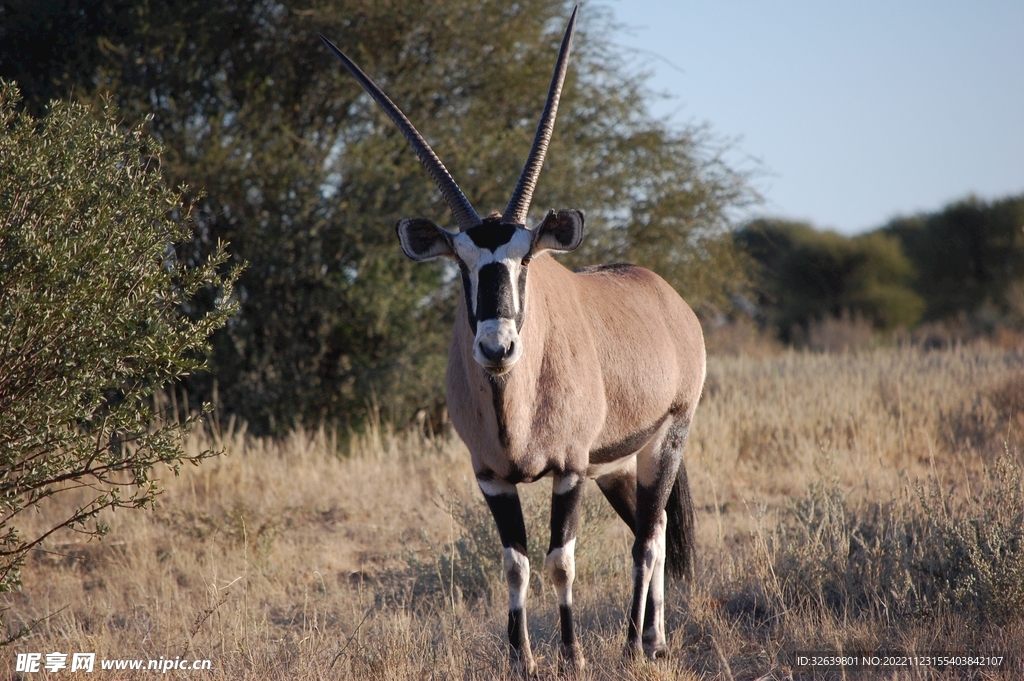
[396,218,456,261]
[531,209,584,254]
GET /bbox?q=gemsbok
[321,5,705,674]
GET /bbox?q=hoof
[512,652,538,678]
[644,643,669,661]
[642,630,669,661]
[624,640,669,663]
[559,643,586,675]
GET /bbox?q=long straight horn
[502,5,578,226]
[319,34,482,231]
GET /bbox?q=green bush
[0,82,238,596]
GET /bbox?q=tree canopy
[737,219,924,341]
[883,194,1024,322]
[2,0,756,432]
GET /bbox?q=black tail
[665,458,695,580]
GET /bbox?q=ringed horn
[317,5,577,231]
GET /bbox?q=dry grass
[5,344,1024,679]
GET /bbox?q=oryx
[321,5,705,673]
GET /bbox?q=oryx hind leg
[479,478,537,677]
[546,472,586,671]
[626,416,692,660]
[596,457,665,654]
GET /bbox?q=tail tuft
[665,459,695,580]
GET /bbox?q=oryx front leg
[546,472,586,671]
[480,478,537,677]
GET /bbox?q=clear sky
[607,1,1024,234]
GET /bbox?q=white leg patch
[643,517,668,648]
[478,478,516,497]
[552,472,581,495]
[544,538,577,606]
[503,547,531,611]
[635,419,673,487]
[586,454,636,479]
[631,510,667,649]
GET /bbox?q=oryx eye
[522,256,532,267]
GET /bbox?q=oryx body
[322,6,705,673]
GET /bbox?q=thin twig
[329,602,376,669]
[0,605,70,647]
[28,546,119,568]
[180,595,228,658]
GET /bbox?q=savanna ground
[5,343,1024,679]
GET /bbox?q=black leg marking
[508,608,528,651]
[596,471,637,530]
[483,489,526,553]
[548,480,585,553]
[642,594,656,632]
[596,469,663,632]
[635,480,674,551]
[598,469,664,654]
[546,476,586,670]
[627,479,671,646]
[482,485,536,675]
[559,604,576,646]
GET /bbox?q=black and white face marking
[452,222,534,374]
[395,210,583,375]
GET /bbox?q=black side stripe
[590,412,670,462]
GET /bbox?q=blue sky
[607,1,1024,234]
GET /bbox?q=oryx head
[320,7,583,376]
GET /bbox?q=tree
[883,194,1024,322]
[2,0,756,432]
[737,219,924,341]
[0,82,238,595]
